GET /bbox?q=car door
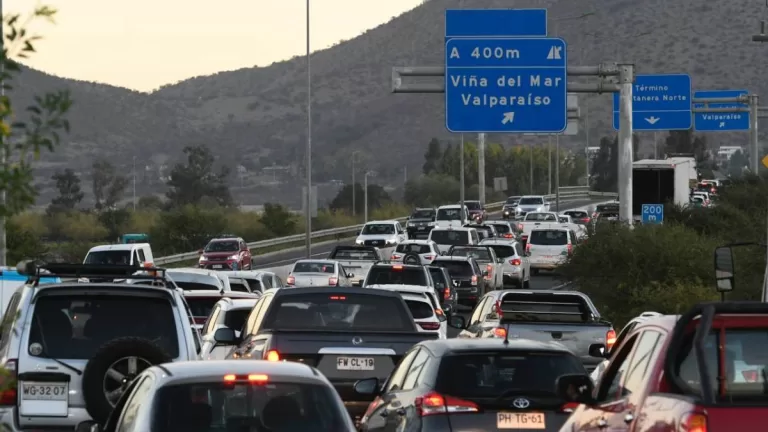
[363,348,420,432]
[230,294,273,359]
[457,296,492,338]
[396,223,407,242]
[384,348,431,431]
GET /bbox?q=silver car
[77,361,356,432]
[390,239,440,265]
[199,297,259,360]
[479,238,531,288]
[286,259,353,287]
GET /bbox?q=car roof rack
[19,261,168,287]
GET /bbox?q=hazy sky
[8,0,422,92]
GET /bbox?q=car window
[402,349,430,391]
[529,230,568,246]
[386,349,420,392]
[229,279,250,293]
[396,243,432,254]
[184,296,223,322]
[484,244,514,258]
[525,213,556,221]
[138,249,146,262]
[84,250,131,265]
[405,300,434,319]
[248,294,274,333]
[518,197,544,205]
[224,308,251,332]
[411,210,435,219]
[450,247,491,261]
[432,260,474,277]
[491,224,511,234]
[621,330,663,396]
[436,208,462,221]
[293,262,335,273]
[361,224,395,235]
[116,375,155,432]
[469,297,490,325]
[167,272,222,291]
[244,296,269,336]
[365,266,427,286]
[430,230,470,245]
[262,277,273,290]
[332,248,378,260]
[598,334,639,402]
[0,292,20,352]
[428,268,448,287]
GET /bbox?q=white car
[199,297,259,360]
[367,285,448,339]
[515,195,551,219]
[428,226,481,254]
[526,228,578,274]
[401,293,447,339]
[591,311,662,384]
[480,238,531,288]
[434,204,470,228]
[390,239,440,265]
[355,220,407,250]
[217,270,286,292]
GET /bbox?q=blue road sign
[445,9,547,38]
[693,89,749,132]
[641,204,664,224]
[445,38,568,133]
[612,74,692,131]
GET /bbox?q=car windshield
[450,247,492,262]
[331,248,378,260]
[490,224,511,234]
[430,230,469,245]
[29,293,179,359]
[436,208,462,220]
[168,272,222,290]
[525,213,556,221]
[558,216,570,223]
[395,243,432,254]
[262,293,413,331]
[365,266,427,286]
[205,241,239,253]
[185,296,221,319]
[505,197,520,204]
[151,381,348,431]
[84,250,132,265]
[529,230,568,246]
[432,260,474,277]
[483,244,515,258]
[405,300,434,319]
[436,352,585,398]
[518,197,544,205]
[361,224,395,235]
[411,210,435,219]
[293,262,335,273]
[465,201,482,210]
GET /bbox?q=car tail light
[415,391,479,416]
[525,242,531,255]
[584,217,591,223]
[606,329,617,351]
[224,374,269,384]
[363,397,384,420]
[503,233,513,238]
[471,275,478,285]
[509,258,522,266]
[424,255,435,261]
[561,402,579,413]
[391,254,402,260]
[742,370,759,382]
[493,327,506,338]
[328,277,338,286]
[443,286,451,299]
[418,322,441,331]
[0,359,17,406]
[265,350,280,362]
[494,300,503,319]
[393,265,403,270]
[681,412,707,432]
[567,243,573,255]
[286,275,295,285]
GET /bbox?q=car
[328,246,384,286]
[428,226,480,254]
[526,228,579,274]
[434,204,469,229]
[182,290,261,331]
[446,245,504,290]
[562,209,591,225]
[479,238,531,288]
[362,262,434,288]
[406,207,437,238]
[215,269,285,293]
[515,195,551,219]
[166,268,243,292]
[390,239,440,265]
[199,297,260,360]
[0,263,202,430]
[426,265,458,315]
[462,223,498,241]
[286,259,354,287]
[430,256,488,308]
[354,338,590,432]
[380,290,447,339]
[198,236,251,270]
[501,195,521,219]
[486,220,517,239]
[355,220,407,250]
[464,200,487,222]
[76,360,357,432]
[589,311,661,383]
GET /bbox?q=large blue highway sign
[693,90,749,132]
[641,204,664,224]
[445,38,568,133]
[445,9,547,38]
[612,74,692,131]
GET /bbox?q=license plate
[336,357,374,371]
[497,412,545,429]
[20,382,68,401]
[418,227,426,230]
[542,255,554,259]
[212,264,223,269]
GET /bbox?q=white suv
[199,297,259,360]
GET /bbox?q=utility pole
[750,94,760,172]
[654,132,658,159]
[478,133,486,204]
[364,172,369,223]
[0,0,6,267]
[584,101,590,182]
[304,0,312,257]
[617,65,635,223]
[351,151,358,217]
[132,156,137,211]
[460,134,465,223]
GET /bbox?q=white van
[434,204,469,229]
[83,243,155,267]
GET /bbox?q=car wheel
[532,268,540,276]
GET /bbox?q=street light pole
[304,0,312,258]
[132,156,136,211]
[351,151,358,217]
[364,172,369,223]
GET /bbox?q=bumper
[0,405,92,431]
[456,287,480,305]
[200,261,239,270]
[530,260,565,270]
[503,272,523,285]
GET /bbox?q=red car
[198,236,251,270]
[556,301,768,431]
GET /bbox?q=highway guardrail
[154,187,616,265]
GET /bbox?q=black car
[430,256,487,307]
[406,208,437,238]
[501,196,521,219]
[427,265,458,315]
[354,338,591,432]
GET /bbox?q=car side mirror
[714,246,735,293]
[556,374,595,405]
[588,343,607,358]
[354,377,381,396]
[75,421,101,432]
[448,315,466,329]
[213,328,238,345]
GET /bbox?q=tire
[523,277,531,289]
[403,253,421,265]
[532,268,540,276]
[82,337,172,424]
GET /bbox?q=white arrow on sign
[502,112,515,124]
[719,121,725,128]
[645,116,660,125]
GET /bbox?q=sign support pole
[478,133,486,205]
[555,134,560,211]
[750,94,760,173]
[460,134,465,223]
[617,64,635,224]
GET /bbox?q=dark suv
[431,256,487,307]
[406,207,437,239]
[362,262,433,287]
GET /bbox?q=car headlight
[386,239,397,245]
[355,239,364,245]
[227,254,240,260]
[198,255,207,262]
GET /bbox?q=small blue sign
[641,204,664,224]
[693,90,749,132]
[612,74,692,131]
[445,38,568,133]
[445,9,548,38]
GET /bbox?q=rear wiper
[34,313,83,375]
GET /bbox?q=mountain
[16,0,768,203]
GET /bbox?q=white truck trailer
[632,158,696,218]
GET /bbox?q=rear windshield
[395,243,432,254]
[151,382,348,431]
[243,278,262,292]
[84,250,132,265]
[432,260,474,277]
[484,244,515,259]
[430,230,469,245]
[365,266,427,286]
[224,309,251,331]
[450,247,492,262]
[676,328,768,400]
[29,294,179,359]
[428,268,448,285]
[490,224,511,234]
[599,212,619,219]
[465,201,482,210]
[596,204,619,212]
[529,230,568,246]
[405,300,434,319]
[565,211,588,218]
[518,197,544,205]
[168,272,222,291]
[293,262,335,273]
[525,213,556,221]
[331,248,377,260]
[185,296,221,318]
[499,293,590,323]
[436,352,584,398]
[436,208,462,220]
[411,210,435,219]
[262,293,413,331]
[361,224,395,235]
[228,280,250,292]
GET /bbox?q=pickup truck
[446,244,503,290]
[457,289,614,372]
[220,287,440,419]
[558,301,768,432]
[327,245,383,286]
[515,211,562,242]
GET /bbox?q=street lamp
[364,170,376,223]
[351,151,360,217]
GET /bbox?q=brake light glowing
[393,265,403,270]
[329,295,347,300]
[391,254,402,260]
[415,391,479,416]
[606,329,617,350]
[681,412,707,432]
[0,359,17,406]
[224,374,236,382]
[248,374,268,383]
[742,370,759,382]
[493,327,507,338]
[470,275,478,285]
[418,322,441,331]
[561,402,580,413]
[328,277,338,286]
[509,258,522,266]
[265,350,280,362]
[286,275,295,285]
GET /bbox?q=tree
[166,145,233,207]
[48,169,83,212]
[422,138,442,175]
[330,183,392,214]
[92,159,129,210]
[260,203,297,237]
[664,130,708,162]
[137,195,164,210]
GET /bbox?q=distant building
[716,146,742,164]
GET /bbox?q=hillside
[17,0,768,202]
